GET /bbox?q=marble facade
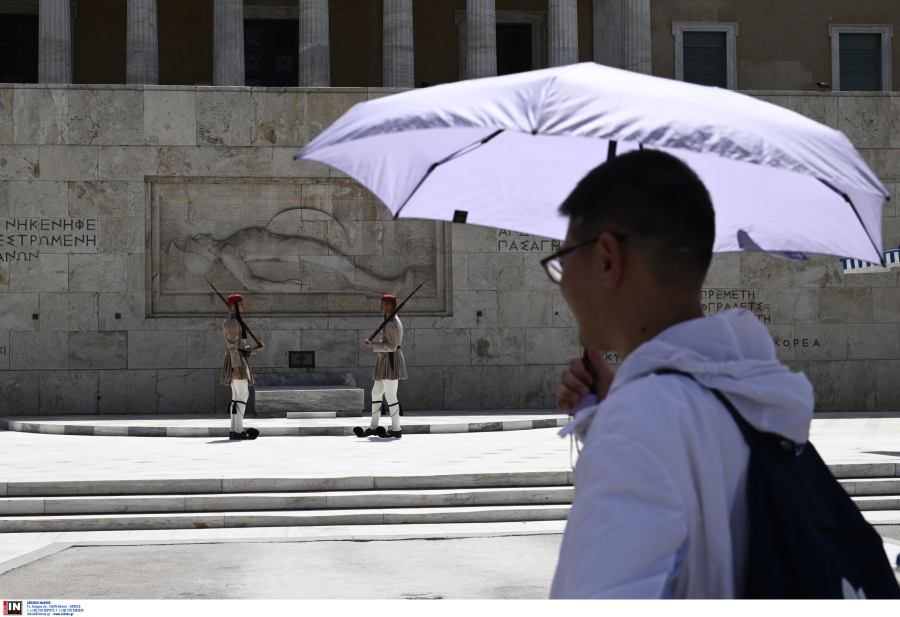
[0,85,899,415]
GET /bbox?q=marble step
[839,478,900,495]
[0,504,571,533]
[851,495,900,511]
[861,510,900,525]
[0,486,574,516]
[286,412,336,419]
[827,462,900,479]
[3,471,572,497]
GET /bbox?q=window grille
[244,20,299,87]
[496,23,533,76]
[0,15,38,83]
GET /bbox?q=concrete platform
[249,373,364,417]
[254,386,364,418]
[0,411,569,438]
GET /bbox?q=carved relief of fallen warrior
[168,226,415,294]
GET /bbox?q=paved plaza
[0,414,899,598]
[0,413,897,485]
[0,536,564,600]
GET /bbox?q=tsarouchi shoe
[353,427,376,438]
[380,429,402,439]
[374,426,388,438]
[245,428,259,440]
[229,431,240,440]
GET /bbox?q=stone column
[213,0,245,86]
[622,0,651,74]
[299,0,330,87]
[383,0,414,88]
[549,0,578,67]
[466,0,496,79]
[592,0,622,68]
[127,0,159,85]
[39,0,71,83]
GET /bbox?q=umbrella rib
[393,129,504,220]
[818,179,886,266]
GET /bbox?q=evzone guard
[354,287,421,439]
[209,282,265,441]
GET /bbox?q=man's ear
[595,232,624,289]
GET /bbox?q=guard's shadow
[207,439,242,444]
[863,451,900,458]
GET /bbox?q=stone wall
[650,0,900,91]
[0,84,898,415]
[704,91,900,411]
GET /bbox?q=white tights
[370,379,400,431]
[230,379,249,433]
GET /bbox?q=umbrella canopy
[295,62,889,264]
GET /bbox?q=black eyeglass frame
[539,233,630,283]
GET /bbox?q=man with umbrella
[547,150,816,597]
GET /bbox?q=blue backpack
[657,369,900,599]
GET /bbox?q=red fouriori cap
[381,295,397,303]
[227,294,244,304]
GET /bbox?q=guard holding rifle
[354,286,421,439]
[210,284,265,441]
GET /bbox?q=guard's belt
[389,346,401,370]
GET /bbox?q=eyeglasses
[540,233,630,283]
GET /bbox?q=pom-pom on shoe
[353,427,376,438]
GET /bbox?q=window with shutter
[0,14,38,84]
[683,31,727,88]
[839,33,881,91]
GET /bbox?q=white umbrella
[295,62,889,264]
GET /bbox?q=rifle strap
[233,307,247,340]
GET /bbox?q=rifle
[206,279,264,348]
[367,284,423,342]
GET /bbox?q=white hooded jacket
[550,309,815,599]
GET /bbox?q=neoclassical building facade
[1,1,896,91]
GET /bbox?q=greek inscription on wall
[496,230,561,253]
[148,177,451,316]
[701,289,770,324]
[0,218,99,261]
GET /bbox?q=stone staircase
[0,472,573,533]
[1,464,896,534]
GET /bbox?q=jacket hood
[565,309,814,444]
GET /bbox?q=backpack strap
[653,368,762,448]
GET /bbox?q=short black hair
[559,149,715,288]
